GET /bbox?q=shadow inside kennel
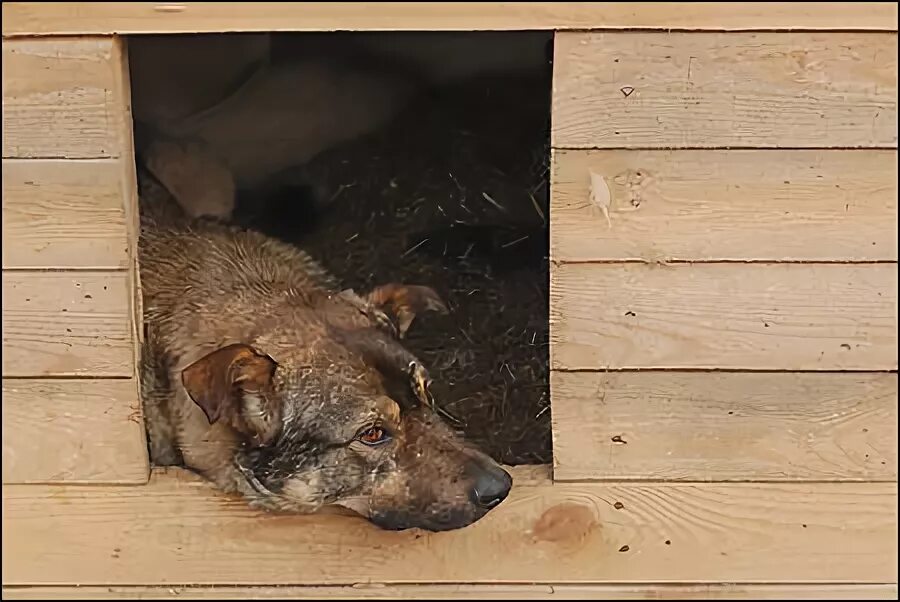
[129,31,553,465]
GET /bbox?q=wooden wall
[548,24,898,595]
[1,37,149,484]
[2,2,898,599]
[548,30,898,477]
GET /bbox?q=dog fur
[137,178,512,531]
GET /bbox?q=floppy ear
[181,343,279,440]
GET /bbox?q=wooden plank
[551,372,898,482]
[1,379,148,484]
[1,271,134,377]
[552,32,898,149]
[3,584,898,600]
[111,36,147,373]
[2,2,896,36]
[551,150,899,262]
[2,37,125,158]
[2,468,896,585]
[2,160,129,269]
[550,263,898,371]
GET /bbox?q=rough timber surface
[3,584,898,600]
[2,37,127,159]
[2,468,896,585]
[552,32,898,149]
[1,379,148,484]
[1,271,134,377]
[550,263,897,371]
[2,159,129,269]
[550,149,898,262]
[2,3,897,36]
[551,371,898,482]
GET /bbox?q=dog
[137,175,513,532]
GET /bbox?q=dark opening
[129,31,553,465]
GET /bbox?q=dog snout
[468,461,512,510]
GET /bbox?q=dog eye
[356,426,391,446]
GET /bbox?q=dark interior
[131,31,554,465]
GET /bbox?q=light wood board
[552,32,898,149]
[1,271,134,377]
[3,584,898,600]
[551,371,898,482]
[1,379,148,484]
[2,468,896,585]
[2,3,896,36]
[550,263,898,370]
[2,37,126,158]
[550,149,898,262]
[2,159,129,269]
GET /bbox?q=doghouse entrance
[128,30,553,465]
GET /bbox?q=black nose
[469,463,513,510]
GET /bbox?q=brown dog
[138,184,512,531]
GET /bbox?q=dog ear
[364,283,448,338]
[330,327,424,411]
[181,343,278,432]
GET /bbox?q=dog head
[181,337,512,531]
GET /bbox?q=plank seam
[10,472,899,488]
[550,368,899,374]
[2,268,133,273]
[4,581,898,588]
[4,28,899,39]
[0,157,122,164]
[549,260,900,266]
[1,480,151,487]
[1,375,136,381]
[550,146,900,151]
[550,477,900,484]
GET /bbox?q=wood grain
[550,263,898,370]
[1,379,148,484]
[2,160,128,269]
[1,271,134,377]
[112,36,147,368]
[2,37,125,158]
[551,372,898,482]
[2,468,895,585]
[552,32,898,149]
[551,150,898,262]
[3,584,897,600]
[2,3,896,36]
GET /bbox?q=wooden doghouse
[2,3,897,599]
